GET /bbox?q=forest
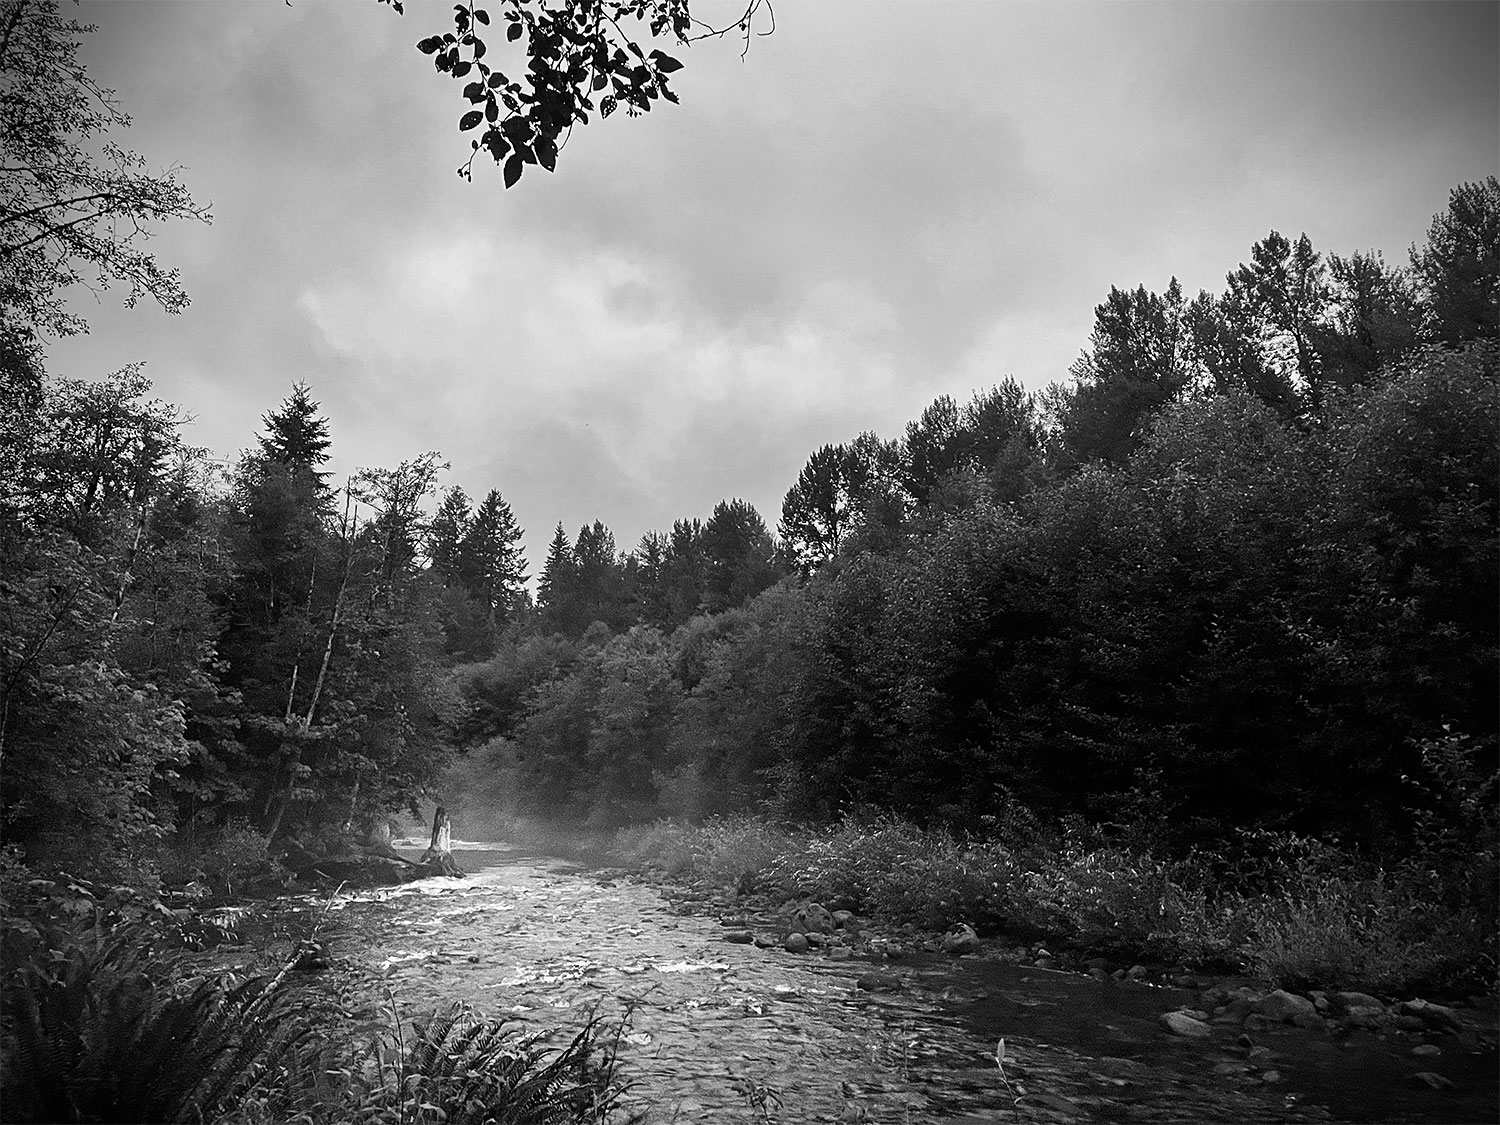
[4,175,1497,969]
[1,0,1497,1119]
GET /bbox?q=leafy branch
[380,0,772,185]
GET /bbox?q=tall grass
[615,814,1495,996]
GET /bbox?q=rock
[1398,999,1463,1033]
[831,910,856,929]
[1412,1043,1442,1057]
[793,902,835,934]
[829,946,853,961]
[1332,991,1385,1013]
[1242,1013,1274,1033]
[1394,1014,1427,1032]
[1253,989,1319,1026]
[752,933,779,949]
[1084,956,1110,972]
[942,924,981,956]
[783,932,810,954]
[1172,975,1200,989]
[1345,1005,1387,1029]
[723,930,754,944]
[1160,1011,1213,1038]
[1088,968,1110,981]
[1034,956,1057,970]
[883,943,907,960]
[1126,965,1149,981]
[856,971,903,993]
[1260,1070,1283,1084]
[804,931,828,949]
[1411,1071,1455,1090]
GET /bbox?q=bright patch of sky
[52,0,1499,574]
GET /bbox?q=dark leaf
[600,95,616,119]
[648,50,684,74]
[474,8,490,25]
[451,60,472,77]
[503,154,523,188]
[534,137,557,172]
[472,37,487,60]
[592,70,608,92]
[417,36,444,55]
[485,95,499,123]
[507,22,523,42]
[463,81,485,102]
[459,110,484,131]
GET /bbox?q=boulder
[1126,965,1149,981]
[1332,991,1385,1014]
[942,924,981,956]
[723,930,754,945]
[831,910,856,929]
[856,971,903,993]
[784,932,810,954]
[793,902,835,934]
[1252,989,1320,1026]
[1397,999,1463,1033]
[1159,1011,1213,1038]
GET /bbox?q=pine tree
[536,522,577,633]
[426,486,471,579]
[457,490,528,626]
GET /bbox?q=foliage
[0,0,209,340]
[388,0,773,186]
[0,925,309,1124]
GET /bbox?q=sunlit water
[240,844,1494,1124]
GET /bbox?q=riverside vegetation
[2,5,1497,1112]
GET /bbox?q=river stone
[856,971,903,992]
[752,932,779,948]
[1172,974,1200,989]
[1084,956,1110,972]
[1247,1046,1277,1068]
[1034,956,1057,969]
[1412,1043,1442,1057]
[794,902,836,934]
[831,910,856,928]
[1332,991,1385,1013]
[723,930,754,944]
[1394,1014,1427,1032]
[784,932,810,954]
[828,946,853,961]
[942,924,981,956]
[1411,1071,1455,1090]
[1345,1005,1387,1029]
[1398,999,1463,1033]
[1126,965,1149,981]
[1160,1011,1212,1038]
[1253,989,1318,1025]
[804,931,828,948]
[1260,1070,1283,1084]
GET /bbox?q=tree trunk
[419,805,463,877]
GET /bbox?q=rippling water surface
[270,844,1494,1124]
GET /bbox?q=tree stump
[419,805,463,877]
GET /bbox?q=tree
[1411,176,1500,346]
[1229,232,1329,411]
[456,488,528,626]
[536,522,577,633]
[0,0,209,341]
[426,486,472,579]
[388,0,773,186]
[699,498,778,614]
[1055,281,1190,466]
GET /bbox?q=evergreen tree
[536,522,577,633]
[700,499,778,614]
[457,489,528,626]
[427,486,471,579]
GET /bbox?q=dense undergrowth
[615,805,1498,1000]
[0,914,635,1125]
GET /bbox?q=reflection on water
[285,845,1491,1124]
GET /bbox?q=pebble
[1411,1043,1441,1057]
[1260,1070,1282,1084]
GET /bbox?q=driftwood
[418,805,463,877]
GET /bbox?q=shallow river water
[263,843,1494,1125]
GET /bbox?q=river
[238,843,1495,1124]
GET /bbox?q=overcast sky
[53,0,1499,574]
